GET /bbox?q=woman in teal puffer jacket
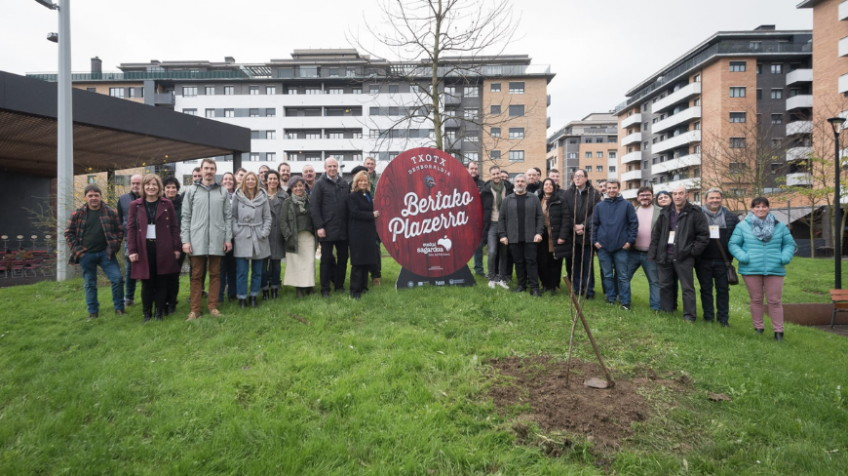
[728,197,796,341]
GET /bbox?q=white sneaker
[488,280,496,289]
[497,280,510,289]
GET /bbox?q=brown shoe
[372,278,381,286]
[186,312,200,321]
[209,309,222,317]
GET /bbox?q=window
[352,88,362,94]
[205,86,215,95]
[729,112,746,123]
[693,74,701,82]
[490,105,501,115]
[463,108,479,120]
[490,83,501,92]
[465,134,479,143]
[182,86,198,97]
[608,166,616,173]
[729,137,747,148]
[465,152,479,162]
[327,131,344,139]
[609,151,617,159]
[249,86,259,95]
[771,89,783,99]
[205,109,215,118]
[369,85,380,94]
[596,152,604,158]
[266,130,276,139]
[757,89,763,100]
[266,108,276,117]
[584,152,592,158]
[771,64,783,74]
[183,108,197,116]
[266,152,276,162]
[463,86,479,98]
[490,127,501,138]
[567,152,578,159]
[729,87,746,98]
[388,84,399,93]
[224,109,234,118]
[266,86,276,95]
[596,166,603,172]
[729,61,746,72]
[249,108,259,118]
[305,88,321,95]
[109,87,125,98]
[305,131,321,139]
[86,87,96,92]
[508,105,525,116]
[508,82,525,94]
[328,88,344,95]
[508,150,525,162]
[490,150,501,160]
[771,114,783,125]
[224,86,234,95]
[508,128,524,139]
[249,153,261,162]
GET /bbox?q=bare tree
[350,0,522,158]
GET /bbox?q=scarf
[491,180,504,210]
[291,192,308,214]
[747,212,776,242]
[702,206,727,228]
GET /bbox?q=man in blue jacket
[592,179,638,309]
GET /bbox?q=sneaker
[621,304,631,311]
[497,280,510,290]
[186,312,200,321]
[124,299,134,306]
[87,312,99,320]
[488,280,496,289]
[115,309,126,316]
[209,309,222,317]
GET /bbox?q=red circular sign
[375,147,483,277]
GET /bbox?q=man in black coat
[695,188,740,326]
[310,157,350,297]
[498,174,545,296]
[648,185,710,321]
[562,169,601,298]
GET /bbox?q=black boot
[239,299,247,309]
[755,328,764,334]
[296,288,304,299]
[143,309,152,322]
[262,289,270,301]
[774,332,784,342]
[250,296,258,308]
[154,309,164,321]
[271,288,279,299]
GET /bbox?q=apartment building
[31,50,553,185]
[546,113,618,188]
[613,26,813,205]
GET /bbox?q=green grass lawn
[0,257,846,475]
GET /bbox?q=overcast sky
[1,0,811,132]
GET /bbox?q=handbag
[716,241,739,286]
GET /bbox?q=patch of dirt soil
[487,355,691,452]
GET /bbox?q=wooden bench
[830,289,848,328]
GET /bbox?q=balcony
[653,82,702,114]
[841,37,848,58]
[786,94,813,111]
[652,130,701,154]
[153,93,174,106]
[786,172,812,187]
[651,153,701,175]
[621,113,642,129]
[841,73,848,95]
[663,177,700,193]
[621,150,642,164]
[786,120,812,136]
[620,169,642,182]
[621,188,638,200]
[653,106,701,134]
[841,0,848,21]
[621,131,642,146]
[786,68,812,85]
[786,146,812,162]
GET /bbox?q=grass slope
[0,257,845,475]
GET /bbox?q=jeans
[262,259,281,290]
[473,238,484,274]
[487,222,509,281]
[597,247,631,306]
[218,246,236,301]
[509,242,539,291]
[236,258,265,298]
[124,248,136,303]
[658,256,697,320]
[566,245,594,297]
[80,250,124,314]
[628,249,660,310]
[695,258,730,323]
[319,240,348,293]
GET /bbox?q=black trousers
[351,264,370,295]
[320,240,349,292]
[369,240,381,279]
[509,242,539,291]
[141,240,168,315]
[536,238,562,290]
[658,256,697,320]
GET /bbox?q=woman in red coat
[128,174,181,321]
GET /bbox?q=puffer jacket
[232,189,271,260]
[728,214,796,276]
[648,201,710,265]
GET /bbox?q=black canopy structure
[0,70,250,177]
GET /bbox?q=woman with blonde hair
[232,171,271,308]
[127,174,181,321]
[347,170,380,299]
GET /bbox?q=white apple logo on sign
[437,236,452,251]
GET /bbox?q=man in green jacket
[181,158,233,320]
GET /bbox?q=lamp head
[828,116,846,135]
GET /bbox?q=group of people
[66,157,797,340]
[65,156,382,322]
[471,164,796,341]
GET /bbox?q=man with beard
[277,162,292,194]
[498,174,544,296]
[592,179,637,310]
[628,186,662,311]
[563,169,601,298]
[468,160,486,276]
[695,188,739,326]
[117,174,142,307]
[482,165,513,289]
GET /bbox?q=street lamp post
[35,0,73,281]
[828,116,846,289]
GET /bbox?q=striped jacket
[64,204,123,264]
